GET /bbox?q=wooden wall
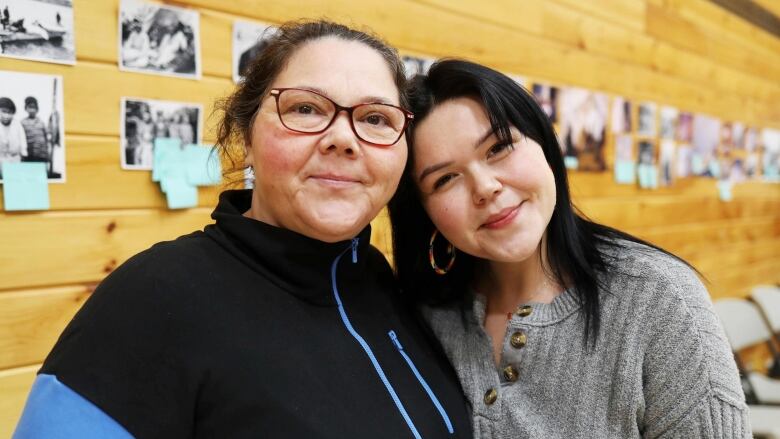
[1,0,779,434]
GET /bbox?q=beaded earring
[429,229,456,275]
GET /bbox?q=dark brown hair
[214,19,408,180]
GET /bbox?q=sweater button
[510,331,527,348]
[502,365,519,382]
[516,305,532,317]
[484,388,498,405]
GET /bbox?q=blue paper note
[691,154,705,175]
[648,165,659,188]
[163,176,198,209]
[152,138,184,182]
[614,160,635,184]
[1,162,50,211]
[637,164,658,189]
[185,145,221,186]
[717,180,733,202]
[563,156,579,170]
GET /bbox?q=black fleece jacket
[40,190,472,438]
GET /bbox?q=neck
[474,238,561,313]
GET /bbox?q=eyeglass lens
[275,89,406,145]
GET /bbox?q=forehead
[272,37,399,105]
[413,98,491,157]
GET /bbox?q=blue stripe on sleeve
[13,374,134,439]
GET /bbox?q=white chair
[714,298,780,439]
[752,285,780,334]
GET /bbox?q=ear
[243,143,254,167]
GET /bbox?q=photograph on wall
[732,122,745,149]
[659,106,677,140]
[691,114,721,177]
[118,0,201,79]
[0,70,65,182]
[720,122,734,151]
[232,19,277,84]
[532,84,558,124]
[0,0,75,65]
[558,87,608,171]
[744,127,758,152]
[676,144,692,178]
[610,96,631,134]
[659,139,675,186]
[402,55,434,79]
[762,128,780,180]
[121,97,202,170]
[637,140,658,189]
[676,112,693,143]
[637,102,657,137]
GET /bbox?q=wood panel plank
[570,173,780,199]
[0,287,90,370]
[633,216,780,253]
[579,195,780,229]
[0,60,232,138]
[0,135,224,210]
[0,209,213,291]
[0,365,37,439]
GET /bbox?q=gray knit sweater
[421,241,751,438]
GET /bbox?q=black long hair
[388,59,694,345]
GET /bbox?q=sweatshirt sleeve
[639,263,751,438]
[19,249,201,438]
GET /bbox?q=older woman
[14,22,470,438]
[389,60,750,438]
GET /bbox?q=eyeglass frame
[267,87,414,147]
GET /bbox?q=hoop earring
[429,229,456,275]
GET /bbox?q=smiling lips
[481,203,523,229]
[309,173,362,187]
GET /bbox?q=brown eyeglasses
[268,88,413,146]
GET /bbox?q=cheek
[424,192,469,238]
[253,124,304,179]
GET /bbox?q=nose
[317,110,361,158]
[471,169,502,205]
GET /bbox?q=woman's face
[413,97,556,263]
[246,37,407,242]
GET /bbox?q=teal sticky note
[708,160,721,179]
[152,138,183,182]
[717,180,733,202]
[614,160,635,184]
[163,176,198,209]
[2,162,50,211]
[691,154,705,175]
[185,144,221,186]
[648,165,659,189]
[765,165,780,181]
[564,156,579,170]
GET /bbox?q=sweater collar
[205,189,372,306]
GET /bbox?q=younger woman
[389,59,750,438]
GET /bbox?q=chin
[303,216,369,243]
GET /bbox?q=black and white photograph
[659,106,677,140]
[637,102,656,137]
[659,139,675,186]
[532,84,558,123]
[610,96,631,134]
[558,87,609,171]
[0,70,65,182]
[402,55,434,79]
[638,140,656,166]
[121,97,202,170]
[118,0,200,79]
[0,0,75,65]
[232,19,276,84]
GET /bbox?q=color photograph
[0,70,65,182]
[532,83,558,124]
[558,87,609,171]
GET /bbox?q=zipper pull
[388,330,403,350]
[351,238,359,263]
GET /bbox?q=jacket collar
[205,189,372,306]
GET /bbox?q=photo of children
[0,0,75,65]
[121,97,202,170]
[118,0,200,79]
[232,20,277,84]
[0,70,65,182]
[558,87,609,171]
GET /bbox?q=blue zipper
[331,238,422,439]
[389,330,455,435]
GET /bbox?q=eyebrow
[295,85,395,105]
[417,128,497,182]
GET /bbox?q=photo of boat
[0,0,75,65]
